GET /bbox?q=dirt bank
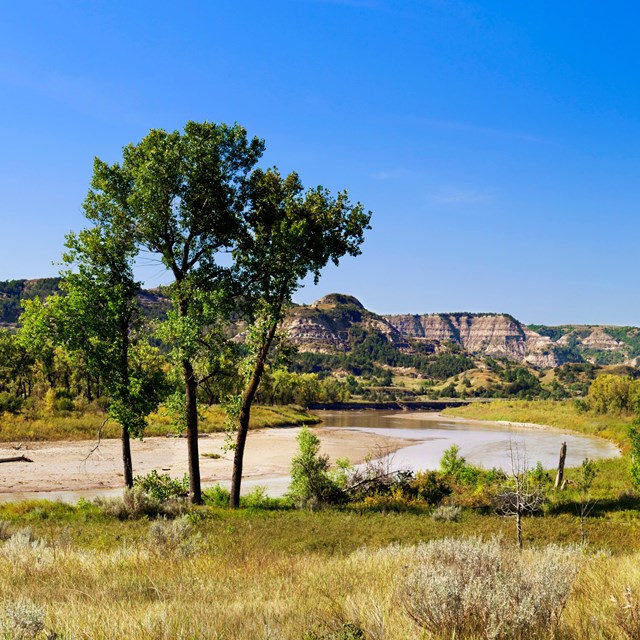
[0,427,411,495]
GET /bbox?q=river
[0,410,620,502]
[318,410,619,474]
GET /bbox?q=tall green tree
[84,121,264,503]
[21,224,167,488]
[228,168,371,507]
[0,329,34,399]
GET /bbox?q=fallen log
[0,455,33,464]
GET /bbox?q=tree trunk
[516,508,523,550]
[120,321,134,490]
[121,426,133,489]
[184,359,202,505]
[554,441,567,489]
[230,320,279,508]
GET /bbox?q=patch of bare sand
[0,427,412,495]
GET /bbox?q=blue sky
[1,1,639,325]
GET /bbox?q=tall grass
[0,517,638,639]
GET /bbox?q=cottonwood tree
[0,329,34,400]
[228,168,371,508]
[84,121,264,503]
[21,225,167,487]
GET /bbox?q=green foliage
[439,445,467,478]
[588,374,640,414]
[407,471,452,504]
[501,366,543,398]
[0,278,61,325]
[133,470,189,502]
[0,392,23,414]
[528,324,572,341]
[0,329,34,399]
[582,348,625,365]
[629,422,640,491]
[578,458,597,492]
[288,427,342,507]
[203,484,231,507]
[240,486,289,510]
[439,444,504,488]
[604,326,640,358]
[256,369,350,405]
[421,352,475,380]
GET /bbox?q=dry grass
[0,404,319,442]
[0,513,638,639]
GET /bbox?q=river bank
[0,425,411,498]
[442,399,634,449]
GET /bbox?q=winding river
[319,410,620,472]
[0,410,620,502]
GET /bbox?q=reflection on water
[320,410,620,473]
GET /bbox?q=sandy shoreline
[0,427,412,496]
[396,411,556,431]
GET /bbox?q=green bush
[133,470,189,502]
[54,397,74,412]
[407,471,452,504]
[203,484,231,507]
[288,427,343,507]
[0,392,23,415]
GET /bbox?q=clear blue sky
[1,1,639,325]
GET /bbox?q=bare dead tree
[494,440,545,549]
[343,445,412,498]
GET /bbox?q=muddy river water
[319,410,619,472]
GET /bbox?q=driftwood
[0,455,33,463]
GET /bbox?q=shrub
[303,621,366,640]
[0,598,46,639]
[439,444,482,484]
[431,505,462,522]
[0,521,12,541]
[401,537,580,640]
[54,397,74,412]
[408,471,452,504]
[612,586,640,640]
[133,469,189,501]
[94,487,165,519]
[289,427,343,507]
[240,486,288,510]
[203,484,231,507]
[147,516,202,556]
[630,422,640,491]
[1,530,51,568]
[0,392,23,415]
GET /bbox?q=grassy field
[0,501,639,639]
[0,404,319,442]
[1,399,639,638]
